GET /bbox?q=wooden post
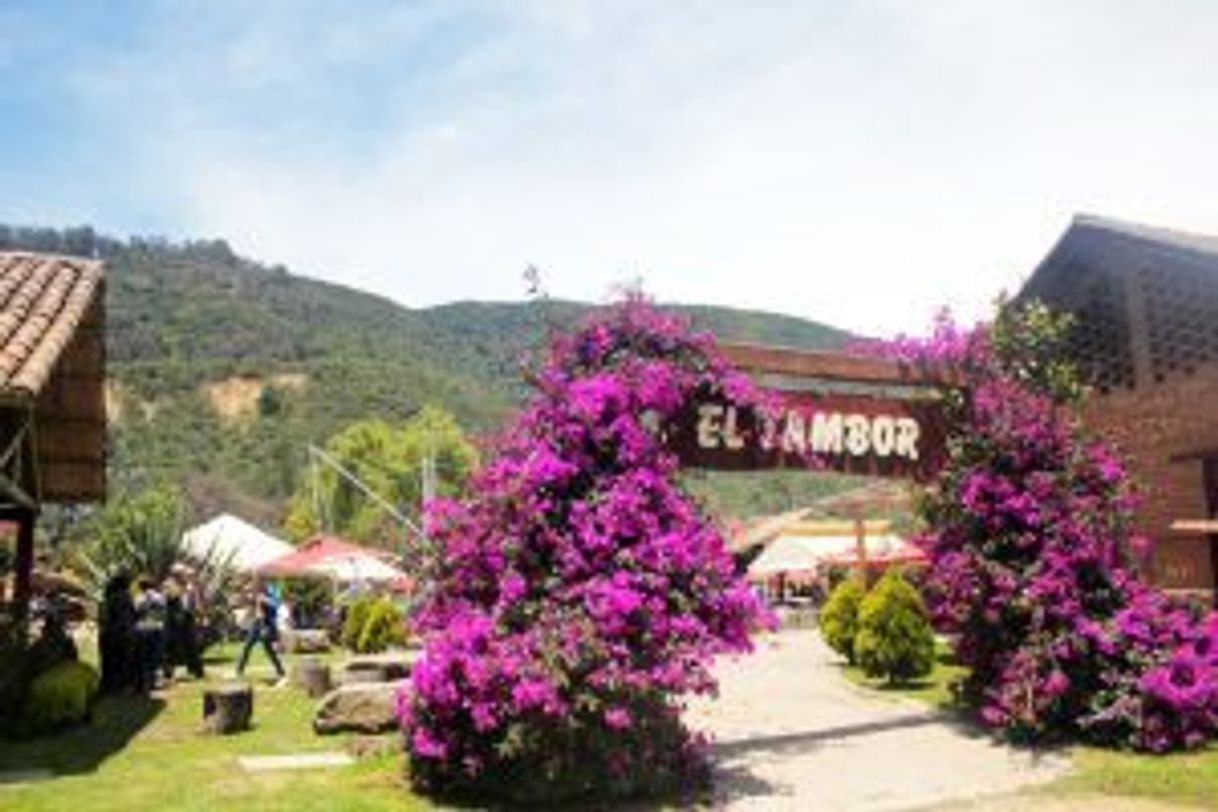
[854,516,870,586]
[12,509,35,630]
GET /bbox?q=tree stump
[203,683,253,734]
[291,657,332,698]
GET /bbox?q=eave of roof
[0,252,104,402]
[1021,214,1218,301]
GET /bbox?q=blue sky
[4,1,1218,335]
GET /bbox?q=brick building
[1020,215,1218,600]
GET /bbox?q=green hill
[1,225,855,524]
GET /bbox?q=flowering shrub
[900,301,1218,751]
[400,295,772,802]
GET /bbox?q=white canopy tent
[748,532,915,581]
[180,513,295,573]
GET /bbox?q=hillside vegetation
[1,224,853,526]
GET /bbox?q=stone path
[688,630,1071,811]
[237,752,354,772]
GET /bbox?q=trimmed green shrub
[855,569,935,684]
[820,577,865,664]
[357,599,406,654]
[22,661,100,735]
[341,596,376,650]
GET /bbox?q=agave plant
[70,483,246,645]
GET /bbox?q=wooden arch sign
[669,343,950,481]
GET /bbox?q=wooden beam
[11,508,35,629]
[718,342,950,386]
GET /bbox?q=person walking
[236,580,286,684]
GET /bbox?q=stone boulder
[281,629,332,654]
[313,679,407,735]
[340,651,419,685]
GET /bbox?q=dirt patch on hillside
[270,372,308,390]
[106,382,161,424]
[205,373,309,422]
[206,377,264,422]
[105,381,126,425]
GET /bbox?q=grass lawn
[839,639,968,709]
[1042,745,1218,808]
[0,645,432,812]
[834,637,1218,809]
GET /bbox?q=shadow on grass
[0,693,165,777]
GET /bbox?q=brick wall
[1083,375,1218,593]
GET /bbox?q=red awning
[259,534,406,583]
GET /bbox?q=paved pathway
[688,630,1071,811]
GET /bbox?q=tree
[400,295,772,803]
[74,483,190,584]
[854,569,934,684]
[283,407,477,545]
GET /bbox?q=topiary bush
[854,569,935,684]
[21,660,99,736]
[357,599,406,654]
[341,595,376,651]
[400,294,772,804]
[820,577,865,664]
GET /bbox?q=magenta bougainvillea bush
[399,296,772,802]
[903,304,1218,752]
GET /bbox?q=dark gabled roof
[1071,214,1218,258]
[1019,215,1218,394]
[1022,214,1218,304]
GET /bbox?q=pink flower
[604,707,632,730]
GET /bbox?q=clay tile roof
[0,252,103,400]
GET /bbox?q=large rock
[313,679,407,735]
[340,651,419,685]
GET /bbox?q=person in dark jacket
[99,572,137,694]
[236,580,285,682]
[132,579,166,695]
[164,573,204,681]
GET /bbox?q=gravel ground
[687,630,1072,811]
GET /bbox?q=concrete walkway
[688,630,1070,811]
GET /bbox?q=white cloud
[43,1,1218,334]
